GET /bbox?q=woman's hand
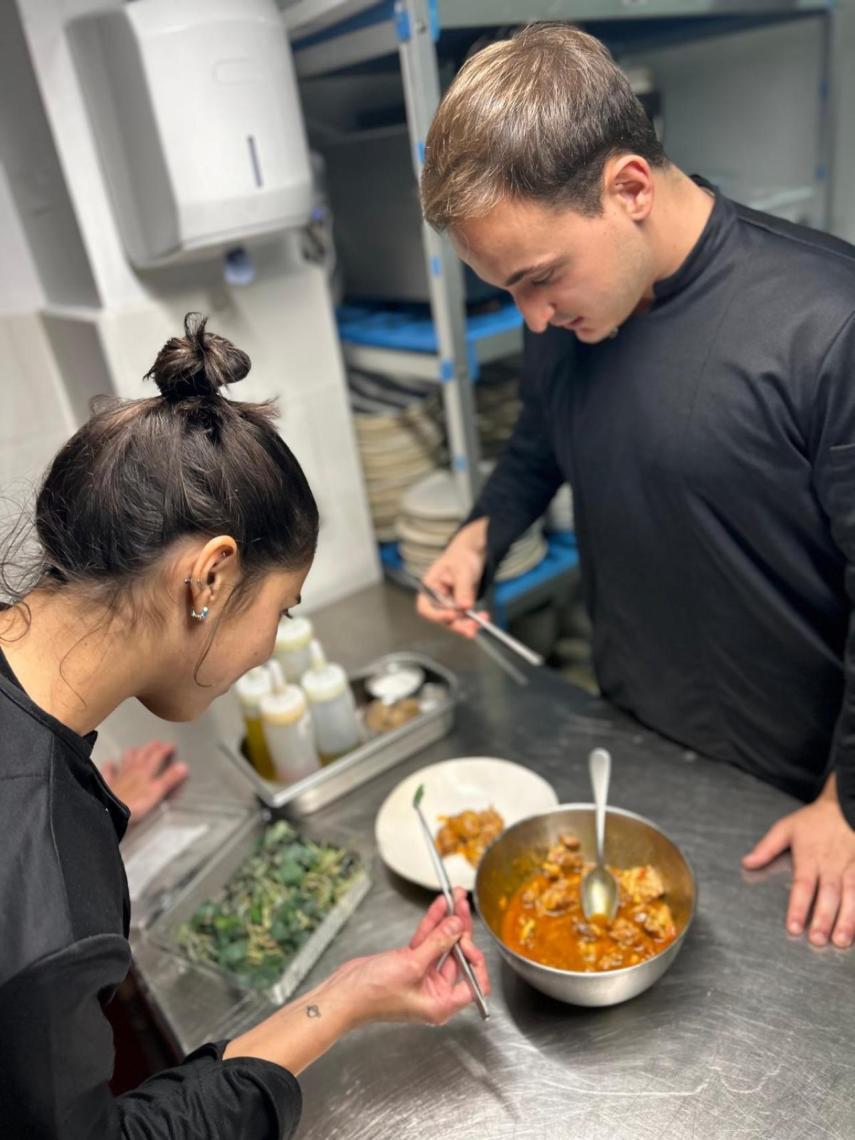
[224,889,491,1075]
[331,888,491,1029]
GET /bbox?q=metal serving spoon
[581,748,620,921]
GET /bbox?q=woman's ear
[185,536,239,618]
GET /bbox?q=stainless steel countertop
[132,583,854,1140]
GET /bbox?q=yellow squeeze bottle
[234,666,276,780]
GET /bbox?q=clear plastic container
[301,641,362,765]
[261,661,320,784]
[274,616,315,683]
[234,666,276,780]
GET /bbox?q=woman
[0,315,489,1139]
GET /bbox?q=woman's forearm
[223,970,356,1075]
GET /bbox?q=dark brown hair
[421,22,668,230]
[1,313,319,626]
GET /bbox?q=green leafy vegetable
[176,820,361,989]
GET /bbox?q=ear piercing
[185,575,210,621]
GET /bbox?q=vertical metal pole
[395,0,481,510]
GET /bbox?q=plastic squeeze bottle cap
[302,641,348,704]
[235,666,273,712]
[261,661,308,726]
[275,616,313,654]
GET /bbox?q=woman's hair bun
[144,312,251,401]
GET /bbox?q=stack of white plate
[494,527,548,582]
[397,468,547,583]
[546,483,574,532]
[350,372,445,542]
[476,363,521,460]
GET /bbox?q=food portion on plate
[499,830,677,972]
[435,807,505,868]
[175,820,364,990]
[374,757,559,891]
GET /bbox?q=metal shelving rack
[282,0,835,618]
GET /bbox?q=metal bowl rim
[474,801,697,981]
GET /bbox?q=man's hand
[742,774,855,948]
[416,517,490,639]
[102,740,188,821]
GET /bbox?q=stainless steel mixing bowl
[474,804,696,1007]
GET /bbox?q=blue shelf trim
[380,530,578,629]
[337,300,523,379]
[292,1,396,51]
[395,6,411,41]
[428,0,440,41]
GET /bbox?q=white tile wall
[0,313,75,491]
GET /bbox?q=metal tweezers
[411,575,544,684]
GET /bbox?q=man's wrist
[454,515,489,555]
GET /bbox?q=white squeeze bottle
[274,616,315,683]
[260,661,320,785]
[301,641,361,765]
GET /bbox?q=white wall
[0,313,75,493]
[1,0,379,762]
[0,164,44,316]
[0,5,81,497]
[0,160,76,495]
[624,16,826,229]
[2,0,379,617]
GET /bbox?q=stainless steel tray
[145,811,370,1007]
[220,652,457,817]
[123,798,253,930]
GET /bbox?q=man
[416,23,855,950]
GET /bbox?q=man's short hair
[421,23,668,231]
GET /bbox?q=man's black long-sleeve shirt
[471,187,855,826]
[0,652,302,1138]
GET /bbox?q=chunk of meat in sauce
[609,916,643,946]
[539,879,577,915]
[633,899,676,940]
[575,919,607,943]
[544,841,585,874]
[521,885,540,908]
[598,947,628,971]
[618,865,666,905]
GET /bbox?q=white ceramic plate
[374,757,559,891]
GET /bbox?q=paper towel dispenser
[70,0,312,268]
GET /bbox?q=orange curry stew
[499,832,677,972]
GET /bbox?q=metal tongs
[412,575,543,683]
[413,784,490,1020]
